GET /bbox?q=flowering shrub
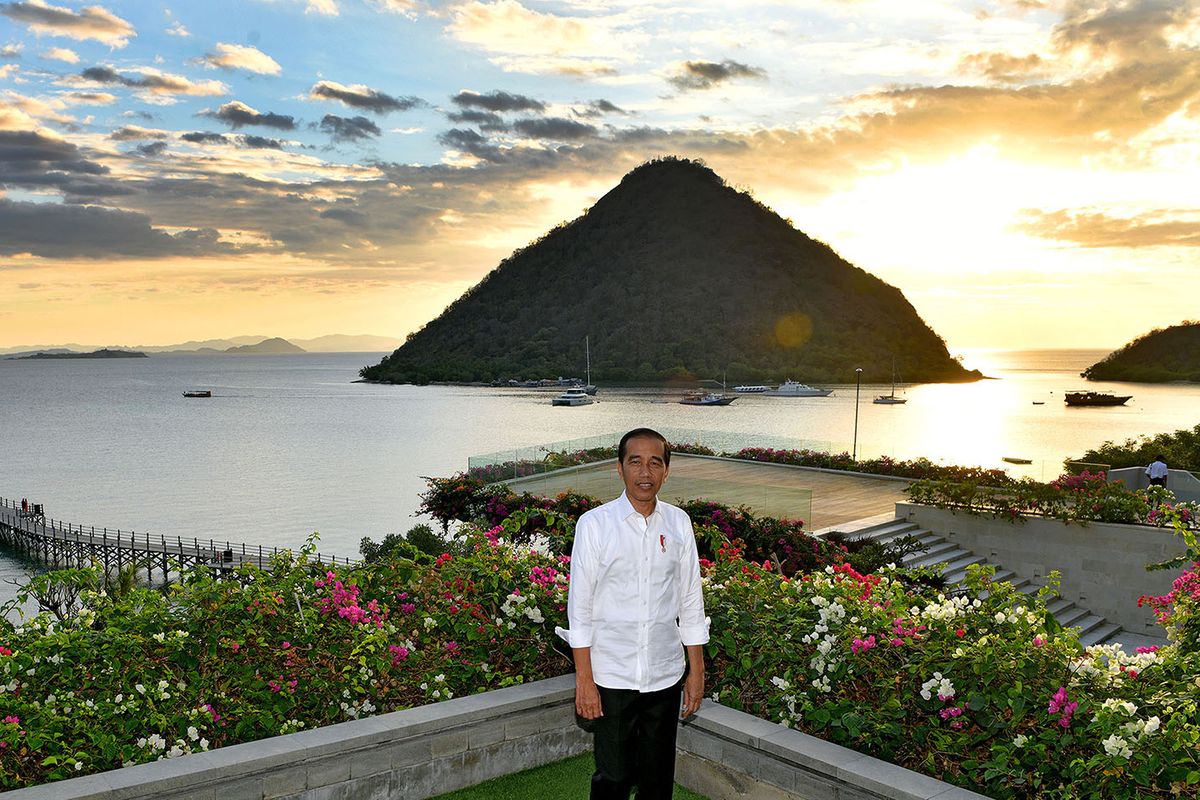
[906,473,1200,531]
[733,448,1013,485]
[0,534,570,789]
[1139,562,1200,650]
[702,554,1200,798]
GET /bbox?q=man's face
[617,436,669,506]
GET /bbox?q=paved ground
[505,455,912,532]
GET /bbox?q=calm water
[1,349,1197,599]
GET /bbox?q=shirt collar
[617,490,659,522]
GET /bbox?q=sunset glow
[2,0,1198,350]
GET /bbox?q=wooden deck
[505,455,912,532]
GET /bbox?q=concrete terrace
[504,454,911,532]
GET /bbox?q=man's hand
[576,675,603,720]
[681,646,705,719]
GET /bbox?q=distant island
[0,334,402,358]
[1081,321,1200,382]
[18,349,147,360]
[361,158,981,386]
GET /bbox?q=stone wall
[6,674,989,800]
[898,502,1187,634]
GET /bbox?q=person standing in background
[1146,455,1169,487]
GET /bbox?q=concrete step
[1070,614,1108,638]
[1055,606,1089,628]
[1046,598,1073,617]
[853,521,921,543]
[902,541,958,567]
[940,554,986,576]
[1079,623,1122,647]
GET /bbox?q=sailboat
[552,336,597,406]
[873,360,907,405]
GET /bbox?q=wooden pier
[0,497,355,585]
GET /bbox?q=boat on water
[873,359,907,405]
[1064,391,1132,407]
[733,384,770,394]
[679,390,736,406]
[552,388,594,407]
[1002,456,1033,465]
[763,380,832,398]
[182,390,212,398]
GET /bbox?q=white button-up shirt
[556,491,710,692]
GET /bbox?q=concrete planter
[4,674,988,800]
[898,502,1187,635]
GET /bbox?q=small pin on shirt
[660,534,666,553]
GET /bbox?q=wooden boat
[182,390,212,398]
[1031,401,1045,405]
[1064,391,1131,407]
[679,391,736,406]
[1002,456,1033,464]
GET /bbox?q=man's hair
[618,428,671,466]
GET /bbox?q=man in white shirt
[1146,455,1169,487]
[557,428,709,799]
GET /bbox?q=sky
[1,0,1199,351]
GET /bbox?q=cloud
[511,116,597,140]
[76,65,227,98]
[452,89,544,113]
[2,43,22,58]
[1016,209,1200,248]
[958,52,1046,84]
[181,130,285,149]
[319,206,369,226]
[1,1,135,47]
[1051,0,1196,60]
[41,46,77,64]
[369,0,417,16]
[489,55,619,77]
[66,91,116,105]
[1,88,73,124]
[446,109,508,131]
[573,98,627,118]
[306,0,338,15]
[319,113,381,142]
[448,0,614,59]
[668,59,767,91]
[437,127,506,162]
[135,141,168,157]
[203,100,296,130]
[309,80,424,113]
[165,21,189,37]
[197,43,282,76]
[109,125,168,141]
[0,198,245,258]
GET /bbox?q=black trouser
[590,682,682,800]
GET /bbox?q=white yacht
[733,384,770,394]
[763,380,833,397]
[552,389,594,407]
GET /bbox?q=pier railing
[0,497,356,585]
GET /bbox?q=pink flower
[1032,636,1044,647]
[850,635,877,655]
[281,641,291,649]
[445,641,460,654]
[389,645,409,665]
[3,715,19,725]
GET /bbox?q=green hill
[362,158,980,385]
[1081,322,1200,382]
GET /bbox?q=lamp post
[853,367,863,462]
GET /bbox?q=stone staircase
[845,518,1123,647]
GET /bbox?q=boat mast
[585,335,591,386]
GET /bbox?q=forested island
[1082,322,1200,382]
[361,158,981,386]
[17,349,147,359]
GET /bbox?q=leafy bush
[1072,423,1200,473]
[732,447,1013,485]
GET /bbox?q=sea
[2,349,1197,607]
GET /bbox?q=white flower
[994,612,1007,625]
[1102,734,1132,759]
[1013,734,1027,748]
[770,676,791,691]
[1144,716,1161,735]
[135,684,146,695]
[187,726,199,741]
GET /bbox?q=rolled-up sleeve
[677,518,710,646]
[555,513,596,648]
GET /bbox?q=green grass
[428,753,709,799]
